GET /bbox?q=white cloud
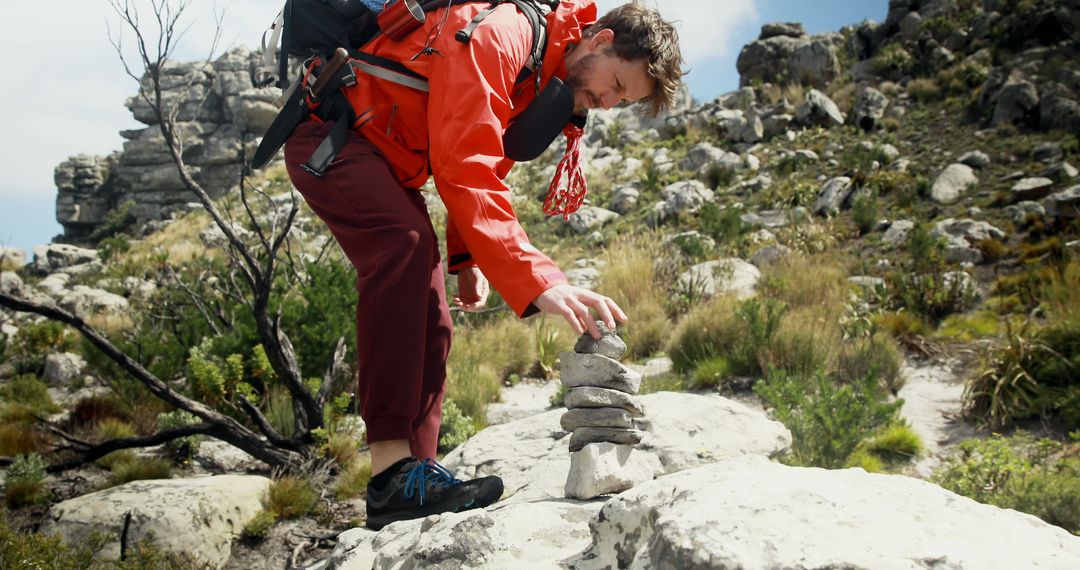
[0,0,755,201]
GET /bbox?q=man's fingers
[607,297,629,322]
[560,305,585,335]
[588,294,617,331]
[570,298,601,339]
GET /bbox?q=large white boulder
[572,456,1080,569]
[41,475,269,568]
[676,258,760,300]
[930,164,978,204]
[321,501,603,570]
[442,392,790,504]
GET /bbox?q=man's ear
[588,28,615,51]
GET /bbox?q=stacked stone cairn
[560,322,654,500]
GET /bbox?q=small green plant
[3,453,51,508]
[550,382,567,407]
[754,368,902,469]
[157,410,204,460]
[698,202,749,246]
[872,43,915,77]
[689,356,731,390]
[860,424,924,464]
[333,455,373,500]
[850,191,880,236]
[240,510,279,541]
[638,372,686,395]
[933,433,1080,533]
[438,399,478,453]
[835,334,905,393]
[535,318,561,378]
[264,474,319,520]
[0,374,60,415]
[265,385,297,439]
[105,456,173,488]
[963,319,1055,428]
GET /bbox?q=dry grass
[758,254,849,312]
[86,312,135,335]
[121,210,213,266]
[333,454,373,500]
[759,83,807,106]
[760,306,840,377]
[597,234,673,360]
[666,295,742,373]
[829,81,858,115]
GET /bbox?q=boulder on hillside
[43,353,86,386]
[930,164,978,204]
[851,86,890,131]
[813,176,855,216]
[795,89,846,128]
[648,180,716,225]
[571,456,1080,569]
[959,150,991,169]
[31,244,99,274]
[677,259,760,300]
[58,286,130,321]
[441,392,791,505]
[0,246,27,269]
[1045,185,1080,220]
[993,78,1041,127]
[41,475,269,568]
[737,27,841,88]
[1007,177,1055,204]
[567,207,619,234]
[883,219,916,245]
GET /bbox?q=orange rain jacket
[341,0,598,317]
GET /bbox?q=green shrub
[666,296,785,376]
[88,200,137,243]
[933,433,1080,533]
[438,399,478,453]
[689,356,731,390]
[280,261,358,380]
[850,191,879,236]
[963,319,1067,428]
[760,309,837,378]
[8,321,76,375]
[936,311,1005,342]
[698,203,750,246]
[860,424,924,463]
[3,453,50,508]
[549,382,566,407]
[907,78,942,102]
[844,449,885,472]
[835,334,904,393]
[265,386,297,439]
[0,374,59,415]
[872,43,915,77]
[157,410,204,460]
[754,368,902,468]
[889,267,978,323]
[105,456,173,488]
[333,456,373,500]
[264,475,318,519]
[240,510,279,541]
[704,164,737,190]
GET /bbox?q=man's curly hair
[587,1,686,116]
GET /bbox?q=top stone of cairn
[573,321,627,359]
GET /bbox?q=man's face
[565,29,654,114]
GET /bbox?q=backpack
[250,0,571,175]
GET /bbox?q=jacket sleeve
[445,217,477,274]
[426,9,566,316]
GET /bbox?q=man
[283,0,682,530]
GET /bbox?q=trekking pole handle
[309,48,351,99]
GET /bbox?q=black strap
[301,93,356,177]
[456,2,502,43]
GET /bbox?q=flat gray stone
[569,427,645,452]
[560,353,642,394]
[1008,177,1055,203]
[573,321,626,359]
[560,407,633,431]
[1045,185,1080,220]
[564,387,645,416]
[565,443,656,500]
[959,150,991,169]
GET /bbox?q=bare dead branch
[316,337,349,408]
[43,423,220,473]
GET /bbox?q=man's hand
[454,267,490,312]
[533,283,628,339]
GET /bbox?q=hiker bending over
[282,0,682,530]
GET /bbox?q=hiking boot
[365,457,503,530]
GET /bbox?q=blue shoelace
[402,458,462,505]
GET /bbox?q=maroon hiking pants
[284,120,451,461]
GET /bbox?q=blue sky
[0,0,888,258]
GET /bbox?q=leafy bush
[240,510,279,541]
[280,261,358,380]
[754,368,902,468]
[8,321,76,375]
[860,424,924,463]
[689,356,731,390]
[698,202,749,246]
[0,374,60,415]
[438,399,477,453]
[105,456,173,488]
[4,453,51,508]
[889,266,978,323]
[333,455,373,500]
[850,191,879,235]
[157,410,204,459]
[872,43,915,77]
[906,78,942,102]
[835,334,904,393]
[963,319,1074,428]
[933,433,1080,533]
[264,475,318,519]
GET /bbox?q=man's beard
[565,52,598,110]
